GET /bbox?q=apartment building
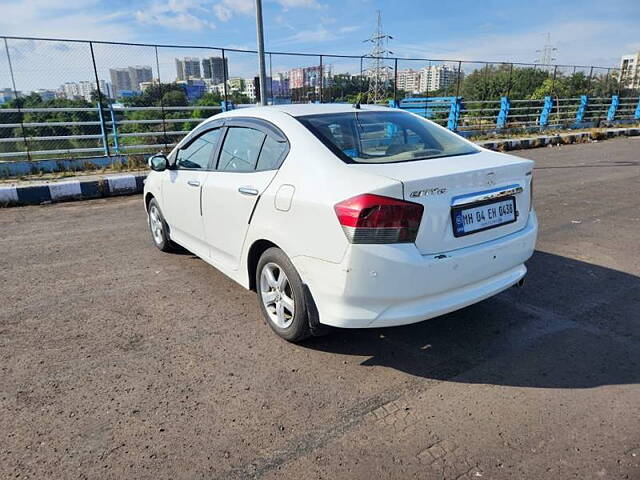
[396,69,421,94]
[620,52,640,89]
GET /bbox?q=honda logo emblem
[486,172,496,186]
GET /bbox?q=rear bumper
[292,211,538,328]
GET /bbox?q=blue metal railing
[1,96,639,161]
[390,94,640,135]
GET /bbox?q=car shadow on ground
[301,251,640,389]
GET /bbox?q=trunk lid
[351,150,533,254]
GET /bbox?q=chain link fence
[1,36,638,163]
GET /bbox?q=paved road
[2,138,639,479]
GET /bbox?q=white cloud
[224,43,253,50]
[276,0,322,8]
[213,3,233,21]
[213,0,254,21]
[275,26,335,45]
[338,25,361,34]
[272,23,361,46]
[212,0,323,22]
[274,14,296,31]
[0,0,134,41]
[394,20,629,68]
[135,0,215,31]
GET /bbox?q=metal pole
[89,41,110,157]
[255,0,268,106]
[360,56,364,99]
[269,53,274,104]
[155,46,167,151]
[425,61,431,118]
[551,65,559,123]
[3,37,31,161]
[96,102,109,156]
[393,57,398,104]
[319,55,323,103]
[221,49,228,106]
[108,103,120,154]
[587,66,594,95]
[455,60,463,98]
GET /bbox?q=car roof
[218,103,391,119]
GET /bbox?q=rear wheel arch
[247,239,279,291]
[255,246,312,342]
[246,239,330,339]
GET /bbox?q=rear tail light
[334,194,424,244]
[529,178,534,211]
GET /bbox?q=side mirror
[149,153,168,172]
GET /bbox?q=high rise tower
[202,57,229,84]
[175,57,201,81]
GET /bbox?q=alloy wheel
[149,205,164,245]
[260,262,295,328]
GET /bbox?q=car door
[161,127,222,253]
[201,120,289,271]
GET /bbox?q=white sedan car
[144,104,537,342]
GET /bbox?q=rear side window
[298,110,478,164]
[218,127,266,172]
[176,129,221,169]
[257,136,288,171]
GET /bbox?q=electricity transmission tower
[535,32,557,70]
[363,10,393,104]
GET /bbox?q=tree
[161,90,188,107]
[325,74,367,103]
[195,92,222,106]
[460,65,549,101]
[189,92,222,127]
[1,95,100,156]
[90,89,111,107]
[228,91,251,104]
[530,72,591,99]
[123,83,186,107]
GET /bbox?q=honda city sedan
[144,104,537,342]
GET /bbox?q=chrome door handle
[238,186,259,196]
[187,180,200,187]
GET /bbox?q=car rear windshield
[298,110,478,164]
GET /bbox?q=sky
[1,0,639,89]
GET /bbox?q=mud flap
[303,284,332,337]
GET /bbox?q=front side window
[218,127,266,172]
[176,128,221,169]
[298,110,478,164]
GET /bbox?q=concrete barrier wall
[0,173,146,207]
[477,126,640,151]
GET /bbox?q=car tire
[256,247,311,342]
[147,198,176,252]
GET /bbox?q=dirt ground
[1,137,639,479]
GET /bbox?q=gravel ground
[1,137,639,479]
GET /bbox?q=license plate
[451,197,516,237]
